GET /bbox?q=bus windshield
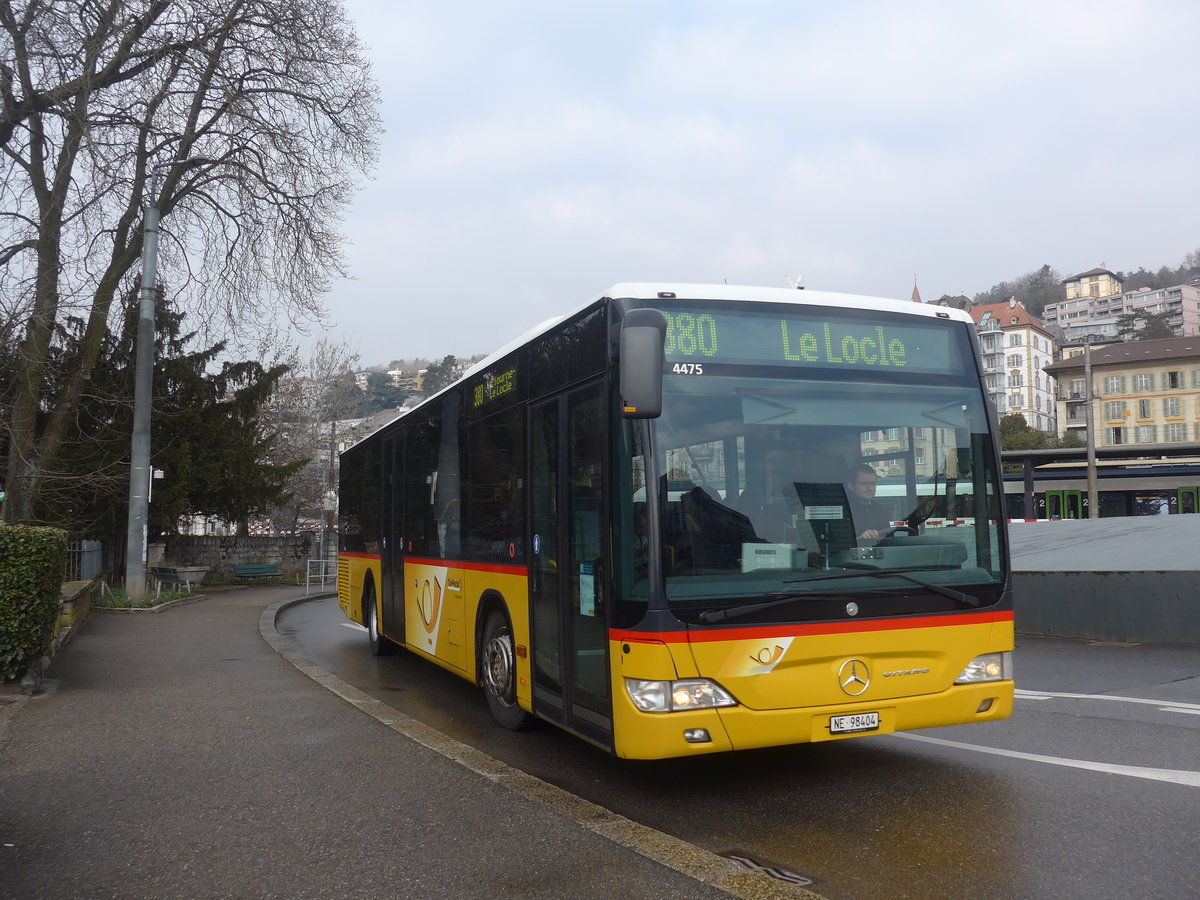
[621,301,1007,624]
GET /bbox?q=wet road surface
[277,597,1200,899]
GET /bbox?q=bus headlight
[955,651,1012,684]
[625,678,738,713]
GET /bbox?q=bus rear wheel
[481,611,531,730]
[365,586,395,657]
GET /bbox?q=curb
[260,595,826,900]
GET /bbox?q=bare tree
[259,336,359,534]
[0,0,380,522]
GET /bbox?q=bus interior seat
[793,481,856,557]
[669,486,762,572]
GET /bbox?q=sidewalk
[0,587,793,900]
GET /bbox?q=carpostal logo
[412,565,450,656]
[417,576,442,634]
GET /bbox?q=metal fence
[66,540,104,582]
[305,557,336,595]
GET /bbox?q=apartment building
[1062,266,1124,301]
[1044,269,1200,342]
[1045,335,1200,445]
[971,299,1058,432]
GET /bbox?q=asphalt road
[277,597,1200,900]
[2,589,755,900]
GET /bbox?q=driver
[845,464,890,544]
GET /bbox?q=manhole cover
[722,852,814,886]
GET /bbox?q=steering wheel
[885,525,919,537]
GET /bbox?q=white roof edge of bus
[458,314,567,381]
[396,314,568,419]
[380,283,972,429]
[605,282,975,324]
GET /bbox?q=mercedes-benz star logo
[838,658,871,696]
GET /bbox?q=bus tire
[481,610,531,730]
[364,585,395,657]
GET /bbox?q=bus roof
[366,283,975,440]
[601,283,975,325]
[460,283,972,379]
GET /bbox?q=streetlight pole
[1084,337,1099,518]
[124,158,208,600]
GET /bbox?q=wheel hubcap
[484,630,516,706]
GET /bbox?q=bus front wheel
[481,611,531,730]
[364,586,395,657]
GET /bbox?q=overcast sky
[322,0,1199,368]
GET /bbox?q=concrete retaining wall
[1013,571,1199,644]
[162,535,319,581]
[1009,518,1200,644]
[55,575,105,651]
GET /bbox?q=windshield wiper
[784,568,982,608]
[864,570,982,607]
[698,592,843,624]
[698,569,985,624]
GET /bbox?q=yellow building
[1062,265,1124,301]
[1046,336,1200,446]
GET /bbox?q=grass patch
[96,585,196,609]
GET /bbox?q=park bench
[233,563,284,584]
[150,565,207,597]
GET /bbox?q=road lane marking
[341,622,367,632]
[1016,688,1200,713]
[894,733,1200,788]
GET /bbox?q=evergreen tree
[1051,430,1086,449]
[422,355,459,395]
[1116,310,1175,341]
[30,291,303,548]
[356,370,409,415]
[973,264,1062,317]
[999,414,1049,451]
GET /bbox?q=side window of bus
[402,411,439,557]
[528,306,606,392]
[464,406,526,563]
[339,444,364,553]
[360,441,382,554]
[433,393,462,557]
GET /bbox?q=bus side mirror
[620,309,667,419]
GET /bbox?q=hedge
[0,525,68,683]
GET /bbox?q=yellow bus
[337,284,1013,759]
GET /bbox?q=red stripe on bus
[404,556,527,576]
[610,609,1013,644]
[337,553,525,576]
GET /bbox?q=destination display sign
[659,305,964,376]
[472,366,517,409]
